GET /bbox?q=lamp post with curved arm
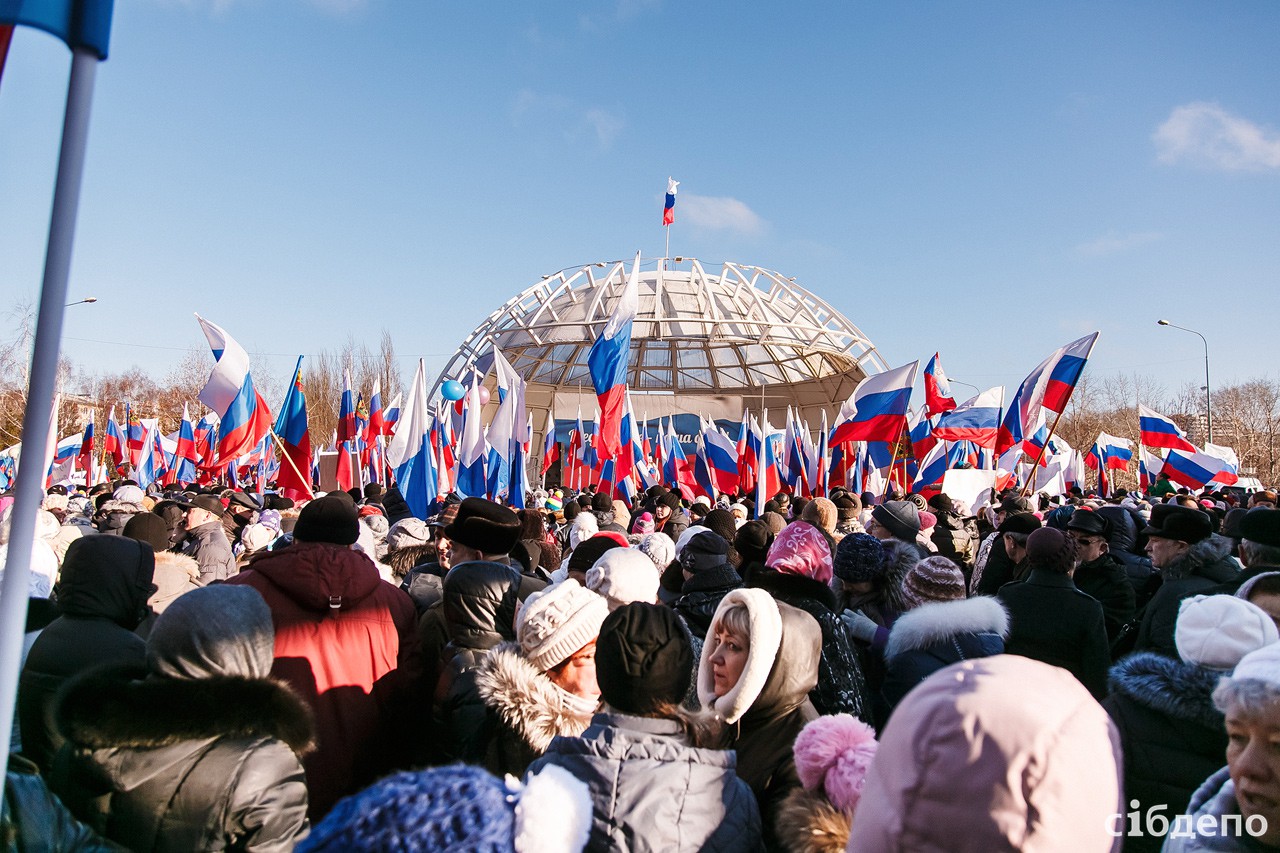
[1157,320,1212,444]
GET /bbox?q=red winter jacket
[226,541,423,819]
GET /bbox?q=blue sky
[3,1,1278,407]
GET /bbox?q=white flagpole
[0,46,100,781]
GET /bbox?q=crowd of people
[2,472,1280,851]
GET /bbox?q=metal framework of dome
[434,257,890,449]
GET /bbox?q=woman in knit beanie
[830,532,912,727]
[473,580,609,776]
[747,521,870,719]
[881,555,1008,718]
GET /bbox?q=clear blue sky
[3,1,1278,407]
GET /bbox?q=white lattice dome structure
[435,257,890,451]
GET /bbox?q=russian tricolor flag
[1043,333,1099,414]
[663,178,678,226]
[996,332,1099,454]
[702,419,740,496]
[923,352,957,417]
[830,361,919,446]
[168,403,199,486]
[587,251,641,462]
[455,374,488,499]
[912,440,949,492]
[195,315,272,466]
[335,369,357,491]
[540,411,560,478]
[386,359,440,518]
[933,386,1004,449]
[1138,403,1195,452]
[103,405,124,468]
[1163,445,1239,489]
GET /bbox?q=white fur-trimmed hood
[885,596,1008,661]
[474,642,595,753]
[697,587,783,724]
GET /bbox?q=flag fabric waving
[273,356,313,501]
[76,414,94,487]
[933,386,1004,449]
[923,353,957,417]
[103,405,124,468]
[386,359,439,518]
[830,361,919,446]
[195,315,272,465]
[1138,404,1196,452]
[455,375,487,498]
[587,252,641,462]
[1163,445,1239,489]
[663,178,678,226]
[996,332,1100,454]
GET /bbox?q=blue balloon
[441,379,465,401]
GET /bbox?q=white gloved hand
[841,609,879,643]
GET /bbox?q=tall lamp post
[1157,319,1212,444]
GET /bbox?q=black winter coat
[1136,536,1239,659]
[432,560,522,763]
[50,666,313,853]
[747,569,869,720]
[930,511,978,573]
[998,568,1110,699]
[673,565,743,640]
[19,538,154,773]
[1103,653,1228,853]
[881,596,1008,718]
[1073,553,1137,645]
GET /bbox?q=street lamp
[1157,319,1212,444]
[65,297,97,307]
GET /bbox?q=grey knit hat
[872,500,921,541]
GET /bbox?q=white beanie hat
[517,579,609,672]
[1231,641,1280,688]
[585,548,660,611]
[1176,594,1280,671]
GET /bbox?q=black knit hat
[833,532,887,583]
[733,520,773,567]
[567,535,623,576]
[443,497,521,554]
[123,513,171,552]
[596,602,693,714]
[679,531,729,574]
[659,491,683,511]
[927,493,955,514]
[294,495,360,545]
[591,492,613,512]
[563,501,581,522]
[872,501,920,541]
[702,508,737,545]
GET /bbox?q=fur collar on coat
[885,596,1009,661]
[1164,535,1235,582]
[474,642,596,753]
[1107,651,1224,730]
[56,665,314,754]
